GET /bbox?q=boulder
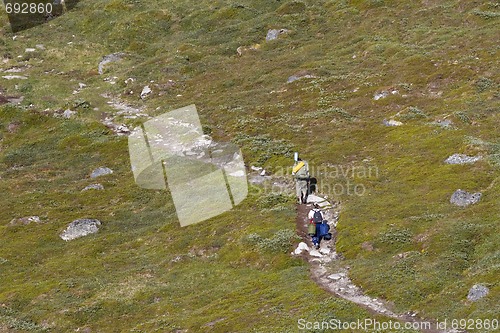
[90,167,113,178]
[60,219,101,241]
[467,284,489,301]
[450,189,482,207]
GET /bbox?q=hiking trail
[293,195,463,333]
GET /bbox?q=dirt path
[293,197,459,333]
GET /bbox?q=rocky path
[293,195,460,333]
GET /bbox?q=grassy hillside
[0,0,498,332]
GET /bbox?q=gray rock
[287,72,317,84]
[90,167,113,178]
[82,183,104,191]
[431,119,454,129]
[98,52,125,75]
[140,85,152,99]
[445,154,482,165]
[266,28,289,41]
[467,284,489,301]
[450,189,482,207]
[373,91,389,100]
[62,109,77,119]
[383,119,403,127]
[60,218,101,241]
[9,216,41,226]
[2,75,28,80]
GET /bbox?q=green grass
[0,0,499,331]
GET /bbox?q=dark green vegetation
[0,0,498,331]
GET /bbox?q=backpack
[313,209,323,223]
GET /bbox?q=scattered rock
[236,44,261,56]
[78,82,87,89]
[450,189,482,207]
[306,194,331,208]
[328,273,346,281]
[82,183,104,191]
[374,89,398,100]
[373,91,388,100]
[293,242,309,255]
[9,216,42,226]
[62,109,77,119]
[3,67,25,73]
[250,166,263,171]
[430,119,454,129]
[287,71,317,83]
[467,284,489,301]
[445,154,482,165]
[90,167,114,178]
[260,169,266,176]
[383,119,403,127]
[7,122,20,133]
[309,249,323,257]
[266,28,289,41]
[25,48,36,53]
[36,44,45,50]
[98,52,125,75]
[361,241,374,251]
[2,75,28,80]
[140,85,152,99]
[60,218,101,241]
[319,247,330,255]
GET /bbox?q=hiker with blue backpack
[307,204,332,249]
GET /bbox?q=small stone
[265,28,289,41]
[383,119,403,127]
[62,109,77,119]
[2,75,28,80]
[319,247,330,255]
[90,167,113,178]
[293,242,309,255]
[9,216,42,226]
[78,82,87,89]
[467,284,489,301]
[82,183,104,191]
[327,273,346,281]
[309,249,322,257]
[140,85,152,99]
[260,169,266,176]
[373,91,389,100]
[250,166,263,171]
[287,72,316,83]
[450,189,482,207]
[35,44,45,50]
[25,48,36,53]
[98,52,125,75]
[444,154,482,165]
[60,219,101,241]
[431,119,453,129]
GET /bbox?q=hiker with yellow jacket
[292,152,310,204]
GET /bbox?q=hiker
[312,220,331,249]
[308,204,328,249]
[308,203,323,223]
[292,152,309,204]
